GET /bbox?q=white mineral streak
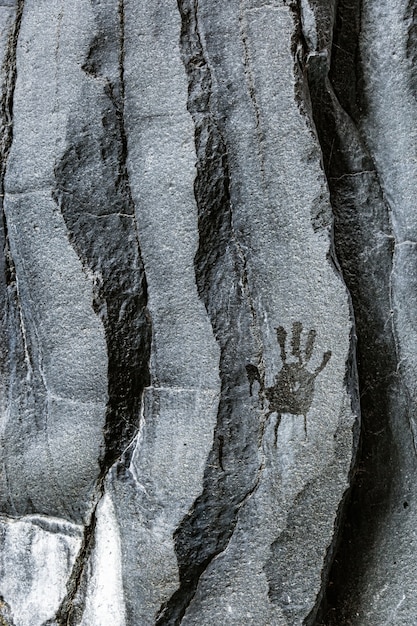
[0,516,82,626]
[80,494,126,626]
[180,3,356,623]
[300,0,318,51]
[114,387,219,621]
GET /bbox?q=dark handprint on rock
[246,322,331,442]
[266,322,331,419]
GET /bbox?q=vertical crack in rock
[46,507,98,626]
[49,2,152,623]
[155,2,264,624]
[0,0,30,519]
[405,0,417,101]
[298,1,417,623]
[237,3,266,180]
[301,328,360,626]
[0,0,24,232]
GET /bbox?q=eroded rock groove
[304,1,417,623]
[155,2,264,623]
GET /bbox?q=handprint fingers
[305,329,317,362]
[291,321,303,362]
[276,326,287,363]
[313,350,332,377]
[246,323,331,441]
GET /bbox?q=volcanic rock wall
[0,1,413,625]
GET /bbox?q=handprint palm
[247,322,331,440]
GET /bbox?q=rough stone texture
[0,517,82,626]
[1,1,416,625]
[302,1,417,624]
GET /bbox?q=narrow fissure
[0,1,40,522]
[0,0,24,185]
[155,2,264,624]
[45,506,98,626]
[0,0,24,338]
[302,1,414,623]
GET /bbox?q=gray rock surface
[1,1,415,625]
[0,517,82,626]
[303,0,417,624]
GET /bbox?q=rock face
[0,1,414,625]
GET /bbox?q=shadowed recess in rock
[155,1,263,623]
[53,0,151,474]
[49,4,151,623]
[304,1,417,623]
[266,411,357,626]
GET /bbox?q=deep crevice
[262,5,361,624]
[0,0,24,188]
[155,2,264,624]
[50,2,152,621]
[303,1,415,623]
[405,0,417,101]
